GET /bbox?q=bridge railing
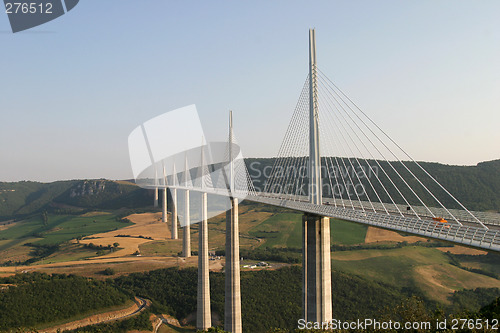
[255,191,500,227]
[247,193,500,252]
[154,185,500,252]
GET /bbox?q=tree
[41,210,48,226]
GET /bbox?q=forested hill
[0,180,151,220]
[245,158,500,212]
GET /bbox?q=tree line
[0,273,128,331]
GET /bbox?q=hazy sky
[1,1,499,182]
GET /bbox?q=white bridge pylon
[129,105,254,332]
[258,29,499,252]
[129,30,500,333]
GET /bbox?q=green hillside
[1,158,499,221]
[0,180,76,218]
[113,266,500,333]
[0,273,130,332]
[0,269,498,333]
[0,180,152,220]
[0,211,133,266]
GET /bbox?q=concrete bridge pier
[162,188,167,223]
[225,197,242,333]
[197,192,211,330]
[302,214,332,323]
[171,188,178,239]
[154,187,159,208]
[182,189,191,257]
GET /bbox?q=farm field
[0,213,132,247]
[0,211,134,267]
[0,203,498,317]
[332,246,500,304]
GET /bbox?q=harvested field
[414,263,500,304]
[0,256,199,278]
[436,245,487,255]
[0,221,16,231]
[79,212,170,258]
[80,211,112,217]
[364,226,426,243]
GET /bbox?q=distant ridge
[0,159,498,220]
[244,158,500,212]
[0,180,151,220]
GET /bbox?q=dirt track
[0,256,197,275]
[40,297,150,333]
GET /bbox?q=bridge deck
[154,185,500,252]
[249,194,500,252]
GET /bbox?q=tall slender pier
[302,28,332,323]
[162,188,167,223]
[182,189,191,257]
[224,111,242,333]
[171,189,178,239]
[154,168,159,208]
[162,166,168,223]
[182,156,191,258]
[197,143,211,330]
[154,188,159,208]
[171,164,178,239]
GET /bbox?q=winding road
[41,297,150,333]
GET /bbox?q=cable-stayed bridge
[132,29,499,332]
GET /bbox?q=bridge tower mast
[154,169,159,208]
[182,155,191,257]
[309,29,321,205]
[303,28,333,323]
[225,111,242,333]
[162,164,168,224]
[171,163,178,239]
[197,144,212,330]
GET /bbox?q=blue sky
[1,1,499,182]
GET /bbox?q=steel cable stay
[318,69,485,228]
[318,70,444,221]
[318,72,425,216]
[319,76,403,216]
[319,80,385,213]
[317,99,362,211]
[318,115,357,210]
[291,89,311,201]
[318,70,440,219]
[264,77,309,196]
[270,84,309,199]
[275,96,307,198]
[319,132,340,208]
[271,106,304,197]
[290,91,310,199]
[318,82,380,213]
[318,75,404,217]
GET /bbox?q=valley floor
[0,205,499,332]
